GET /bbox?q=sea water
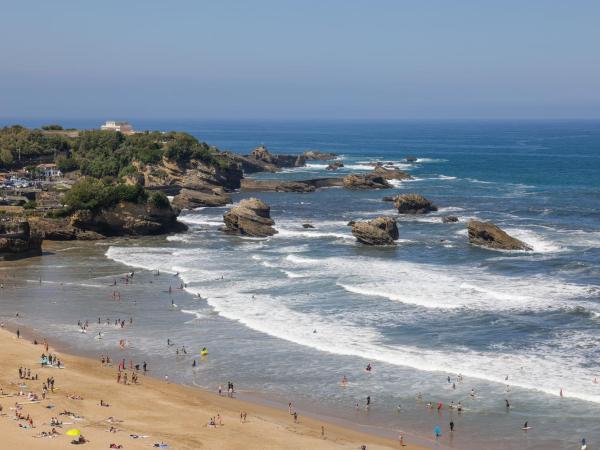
[3,119,600,449]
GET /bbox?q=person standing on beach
[16,329,20,339]
[450,421,454,432]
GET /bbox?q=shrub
[62,178,147,213]
[149,191,170,209]
[23,200,37,210]
[56,156,79,173]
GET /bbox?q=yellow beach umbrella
[66,429,81,437]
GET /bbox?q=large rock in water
[303,150,338,160]
[222,198,277,237]
[0,220,42,260]
[372,166,412,181]
[394,193,437,214]
[343,173,391,190]
[467,220,532,251]
[351,216,399,245]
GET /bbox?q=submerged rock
[405,155,418,163]
[394,193,437,214]
[351,216,399,245]
[222,198,277,237]
[302,223,315,228]
[326,161,344,170]
[467,220,532,251]
[442,216,459,223]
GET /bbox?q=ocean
[2,119,600,449]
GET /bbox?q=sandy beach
[0,326,427,450]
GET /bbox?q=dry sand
[0,327,427,450]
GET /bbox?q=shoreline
[0,325,428,449]
[0,240,442,450]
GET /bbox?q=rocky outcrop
[0,220,43,259]
[303,150,338,161]
[467,220,532,251]
[141,156,243,192]
[405,155,418,163]
[172,188,231,209]
[251,145,305,168]
[394,194,437,214]
[29,217,105,240]
[302,223,315,228]
[222,198,277,237]
[241,178,344,192]
[225,146,306,174]
[372,166,412,181]
[351,217,399,245]
[326,161,344,170]
[442,216,459,223]
[343,173,391,190]
[70,201,187,237]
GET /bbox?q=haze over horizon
[2,0,599,120]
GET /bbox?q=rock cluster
[351,216,399,245]
[343,173,391,190]
[222,198,277,237]
[442,216,459,223]
[467,220,532,251]
[303,150,338,160]
[326,161,344,170]
[394,194,437,214]
[372,166,412,181]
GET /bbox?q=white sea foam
[503,228,564,253]
[415,158,448,163]
[275,228,353,241]
[106,244,600,404]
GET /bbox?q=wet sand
[0,327,427,449]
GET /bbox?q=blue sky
[1,0,599,119]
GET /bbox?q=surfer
[365,363,372,372]
[505,399,510,409]
[341,375,348,385]
[523,421,529,430]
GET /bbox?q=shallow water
[2,120,600,449]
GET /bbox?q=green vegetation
[62,178,148,213]
[0,125,224,174]
[1,125,235,217]
[149,191,170,209]
[0,125,70,167]
[23,200,37,210]
[56,156,79,173]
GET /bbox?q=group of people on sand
[40,352,62,368]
